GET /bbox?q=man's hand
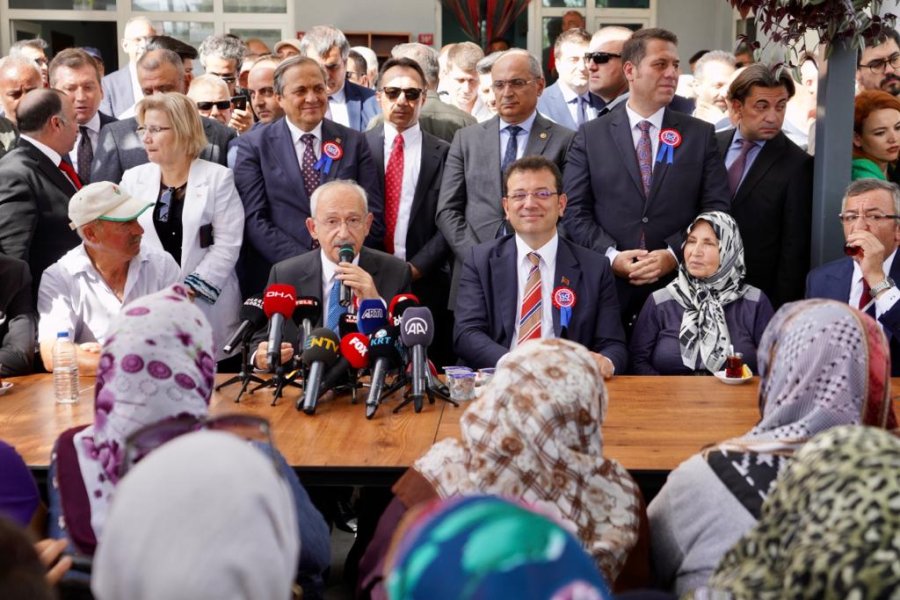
[628,250,677,285]
[336,262,379,299]
[35,538,71,585]
[229,108,253,134]
[611,249,649,278]
[254,341,294,371]
[408,263,422,281]
[847,230,888,286]
[591,352,615,379]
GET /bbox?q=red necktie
[517,252,542,344]
[859,279,873,310]
[58,159,82,191]
[384,133,404,255]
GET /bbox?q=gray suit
[436,113,575,304]
[100,67,136,119]
[91,116,237,184]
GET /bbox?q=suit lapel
[410,134,440,226]
[22,141,78,195]
[733,133,786,207]
[320,120,345,183]
[344,82,361,131]
[358,247,382,294]
[610,110,645,199]
[648,108,677,203]
[491,239,519,343]
[181,160,208,267]
[552,239,582,338]
[271,119,307,198]
[367,125,386,190]
[131,164,166,258]
[524,114,552,157]
[485,118,503,199]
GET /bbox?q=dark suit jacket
[343,80,380,132]
[233,117,384,297]
[806,257,900,375]
[717,129,812,307]
[255,247,412,350]
[91,116,236,184]
[98,111,118,129]
[537,82,603,130]
[0,139,81,292]
[0,254,36,376]
[0,115,18,160]
[99,67,134,118]
[454,235,627,371]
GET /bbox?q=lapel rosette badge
[656,128,682,165]
[315,140,344,175]
[552,286,576,336]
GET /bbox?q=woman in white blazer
[120,92,243,361]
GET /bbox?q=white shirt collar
[557,80,585,103]
[514,232,559,269]
[500,110,538,133]
[285,118,323,145]
[383,122,422,147]
[320,247,361,281]
[82,111,101,134]
[625,103,665,132]
[20,134,62,165]
[330,84,347,104]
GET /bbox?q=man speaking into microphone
[252,180,411,370]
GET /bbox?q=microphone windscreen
[338,245,355,263]
[293,296,321,325]
[368,328,400,365]
[357,298,388,335]
[388,293,420,319]
[238,294,266,328]
[338,312,359,337]
[400,306,434,346]
[340,333,370,369]
[263,284,297,319]
[301,328,340,366]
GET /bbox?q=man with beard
[857,29,900,96]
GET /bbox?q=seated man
[253,180,411,371]
[38,181,180,374]
[806,178,900,375]
[453,156,626,375]
[0,254,36,376]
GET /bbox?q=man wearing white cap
[38,181,180,374]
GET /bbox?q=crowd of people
[0,12,899,600]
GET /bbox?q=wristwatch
[869,277,895,297]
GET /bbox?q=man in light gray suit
[100,16,156,118]
[91,49,236,184]
[436,49,575,304]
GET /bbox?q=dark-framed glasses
[584,51,622,65]
[860,52,900,73]
[491,78,535,91]
[381,87,424,101]
[196,100,231,111]
[837,212,900,224]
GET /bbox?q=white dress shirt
[499,110,538,168]
[510,233,558,350]
[383,123,422,261]
[558,81,597,124]
[285,118,323,166]
[850,250,900,322]
[327,85,350,128]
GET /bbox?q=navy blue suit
[537,82,603,130]
[233,117,383,296]
[454,235,627,371]
[806,257,900,375]
[342,80,380,132]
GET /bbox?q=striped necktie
[326,277,345,333]
[517,252,542,344]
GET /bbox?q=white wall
[658,0,736,63]
[294,0,437,39]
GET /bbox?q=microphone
[299,328,340,414]
[292,296,321,350]
[338,312,359,337]
[357,298,388,336]
[263,284,297,372]
[338,245,355,308]
[388,293,420,328]
[316,332,370,400]
[399,307,434,413]
[222,294,265,354]
[365,327,401,419]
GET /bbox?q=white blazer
[120,159,244,360]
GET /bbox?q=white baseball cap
[69,182,154,230]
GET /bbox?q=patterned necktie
[501,125,523,175]
[573,96,586,126]
[859,278,874,314]
[636,120,653,197]
[300,133,320,197]
[77,126,93,185]
[384,133,404,255]
[326,277,345,333]
[58,159,82,191]
[727,139,755,197]
[517,252,542,344]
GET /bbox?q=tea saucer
[713,369,752,385]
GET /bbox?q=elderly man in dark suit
[100,16,156,118]
[806,179,900,375]
[253,180,410,371]
[562,28,730,328]
[717,64,812,307]
[233,56,383,297]
[0,89,81,294]
[454,156,626,373]
[91,49,236,184]
[298,25,379,132]
[437,49,575,305]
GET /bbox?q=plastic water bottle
[53,331,79,404]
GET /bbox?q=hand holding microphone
[335,246,379,302]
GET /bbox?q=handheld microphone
[338,312,359,337]
[338,245,355,308]
[388,293,420,328]
[292,296,321,350]
[222,294,265,354]
[299,328,340,414]
[357,298,388,336]
[317,332,370,400]
[365,327,401,419]
[400,306,434,413]
[263,284,297,372]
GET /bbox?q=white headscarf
[91,431,300,600]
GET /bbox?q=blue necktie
[326,277,345,333]
[501,125,523,175]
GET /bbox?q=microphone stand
[251,356,303,405]
[214,338,267,403]
[393,355,457,414]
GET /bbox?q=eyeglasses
[319,216,365,230]
[507,189,559,202]
[196,100,232,111]
[838,212,900,224]
[120,413,274,477]
[136,125,172,137]
[380,87,424,101]
[584,52,622,65]
[860,52,900,73]
[491,79,536,91]
[158,187,176,223]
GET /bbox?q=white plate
[0,381,13,395]
[713,369,752,385]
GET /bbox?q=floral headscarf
[667,211,748,372]
[414,339,641,581]
[73,284,215,539]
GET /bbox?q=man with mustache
[857,29,900,97]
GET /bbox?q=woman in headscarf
[92,430,299,600]
[647,300,897,595]
[704,425,900,599]
[359,338,644,597]
[383,495,613,600]
[630,211,773,375]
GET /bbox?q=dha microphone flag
[263,284,296,371]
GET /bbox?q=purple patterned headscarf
[73,284,214,539]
